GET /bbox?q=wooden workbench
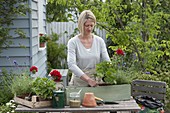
[15,98,140,113]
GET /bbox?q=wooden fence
[47,22,106,45]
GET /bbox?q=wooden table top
[15,99,140,112]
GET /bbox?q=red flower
[116,49,124,56]
[30,66,38,74]
[39,33,43,36]
[50,70,62,82]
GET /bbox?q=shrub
[0,69,15,105]
[11,73,33,97]
[47,32,67,73]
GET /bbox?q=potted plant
[49,69,64,90]
[12,67,57,108]
[39,33,48,47]
[13,76,56,108]
[11,65,38,99]
[32,77,56,100]
[30,65,38,74]
[95,48,131,85]
[49,69,62,82]
[11,73,33,99]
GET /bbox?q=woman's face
[84,19,95,35]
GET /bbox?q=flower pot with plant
[11,73,34,99]
[30,65,38,78]
[32,77,56,100]
[95,48,131,85]
[12,65,38,99]
[49,69,64,90]
[39,33,48,47]
[30,66,38,74]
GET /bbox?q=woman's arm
[67,38,85,77]
[100,38,110,61]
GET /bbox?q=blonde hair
[78,10,96,36]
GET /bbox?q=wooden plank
[33,101,52,108]
[0,48,30,56]
[132,80,166,87]
[0,57,30,66]
[14,96,34,108]
[9,19,29,28]
[15,99,140,112]
[14,96,52,108]
[132,85,166,93]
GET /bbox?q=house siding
[32,0,47,77]
[0,0,47,77]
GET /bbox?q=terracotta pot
[82,92,97,107]
[40,43,45,47]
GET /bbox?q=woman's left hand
[80,74,98,87]
[87,79,98,87]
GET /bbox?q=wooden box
[65,84,131,105]
[14,96,52,108]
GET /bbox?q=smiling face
[84,19,95,35]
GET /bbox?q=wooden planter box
[65,84,131,105]
[14,96,52,108]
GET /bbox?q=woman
[67,10,110,87]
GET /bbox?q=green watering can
[52,90,65,108]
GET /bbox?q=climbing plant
[0,0,30,53]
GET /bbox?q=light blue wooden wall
[0,0,47,77]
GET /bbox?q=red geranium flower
[30,66,38,74]
[39,33,43,36]
[116,49,124,56]
[50,69,62,82]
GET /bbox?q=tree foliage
[47,0,170,73]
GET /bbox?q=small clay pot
[82,92,97,107]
